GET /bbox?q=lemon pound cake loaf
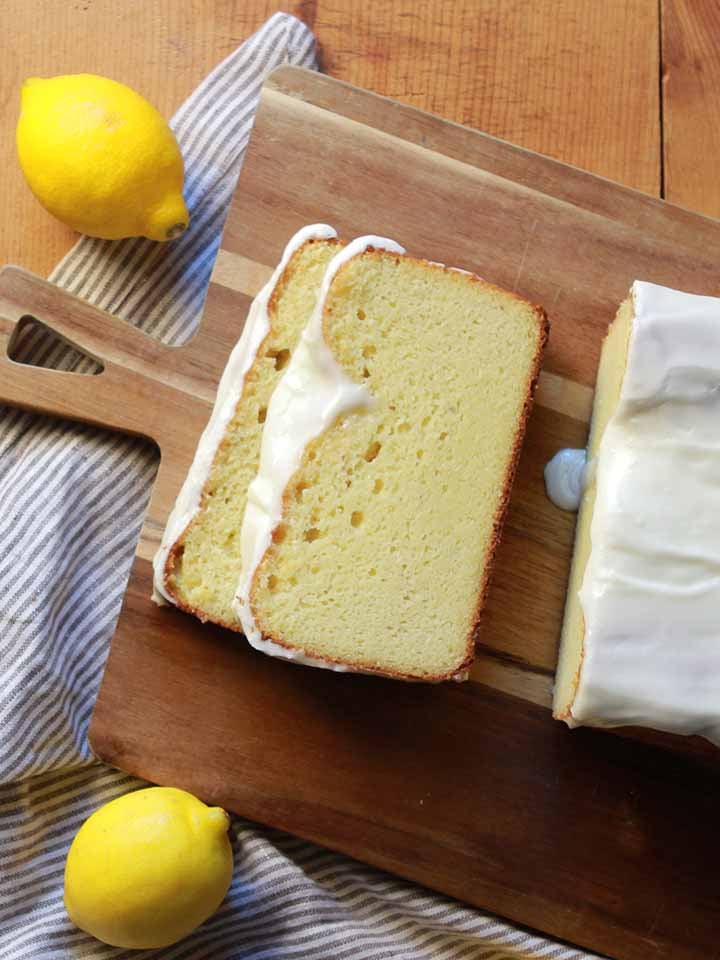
[153,224,340,626]
[234,236,548,680]
[554,281,720,744]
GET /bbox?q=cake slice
[153,224,340,626]
[554,281,720,744]
[234,236,548,680]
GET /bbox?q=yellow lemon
[64,786,233,949]
[17,74,189,241]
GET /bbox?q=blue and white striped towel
[0,13,598,960]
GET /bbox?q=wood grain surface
[7,0,720,267]
[2,68,718,960]
[662,0,720,216]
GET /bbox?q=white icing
[233,235,406,669]
[152,223,338,605]
[571,280,720,745]
[426,260,472,277]
[544,448,587,511]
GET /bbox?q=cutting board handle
[0,265,218,559]
[0,265,205,446]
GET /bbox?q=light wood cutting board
[1,68,719,960]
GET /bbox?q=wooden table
[1,0,718,954]
[2,0,718,271]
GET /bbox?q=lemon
[17,74,189,241]
[64,786,233,949]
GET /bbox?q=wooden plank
[662,0,720,216]
[314,0,660,192]
[0,0,659,276]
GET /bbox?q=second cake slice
[235,237,548,680]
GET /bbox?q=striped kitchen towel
[0,12,600,960]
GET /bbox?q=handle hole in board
[7,316,104,376]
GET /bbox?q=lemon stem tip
[166,222,187,241]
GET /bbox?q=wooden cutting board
[1,67,719,960]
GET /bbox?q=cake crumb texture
[250,251,547,679]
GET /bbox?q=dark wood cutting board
[1,67,719,960]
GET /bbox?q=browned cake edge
[159,236,341,630]
[249,253,550,680]
[465,289,549,675]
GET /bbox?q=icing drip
[545,448,587,511]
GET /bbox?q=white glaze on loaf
[561,280,720,744]
[233,235,405,668]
